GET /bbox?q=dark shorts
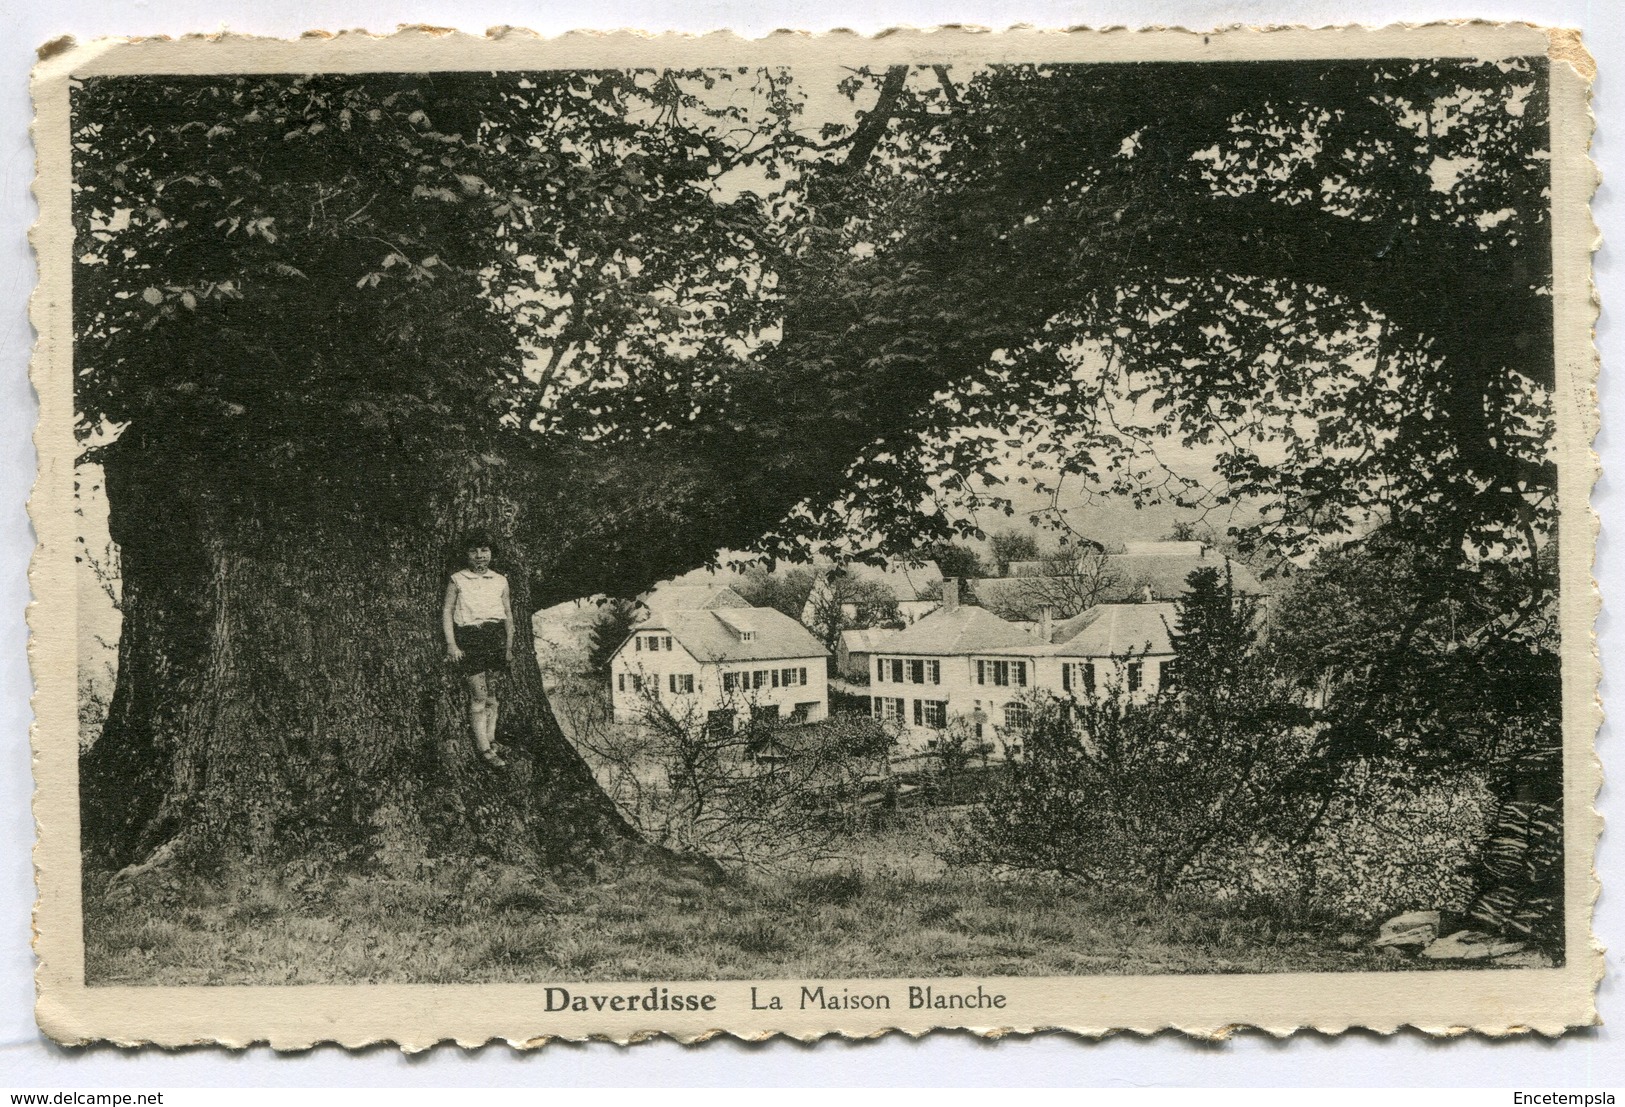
[454,621,507,676]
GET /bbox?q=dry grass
[82,821,1447,986]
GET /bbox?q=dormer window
[739,630,756,641]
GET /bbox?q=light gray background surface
[1,0,1619,1086]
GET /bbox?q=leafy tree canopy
[74,58,1555,606]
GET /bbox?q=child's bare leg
[485,693,500,749]
[466,673,490,749]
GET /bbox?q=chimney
[1038,604,1053,643]
[942,577,959,614]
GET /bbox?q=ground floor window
[921,699,947,728]
[668,672,694,694]
[1127,661,1144,692]
[1003,701,1031,729]
[706,708,736,736]
[872,696,905,721]
[752,703,780,723]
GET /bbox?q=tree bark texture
[82,431,639,874]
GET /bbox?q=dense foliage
[76,59,1556,597]
[72,58,1565,899]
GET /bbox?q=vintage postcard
[29,23,1600,1047]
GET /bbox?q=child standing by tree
[443,531,514,767]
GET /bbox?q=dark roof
[633,606,826,663]
[880,605,1038,656]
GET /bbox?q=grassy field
[82,821,1443,986]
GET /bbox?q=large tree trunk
[82,431,640,876]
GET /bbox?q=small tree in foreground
[569,695,896,871]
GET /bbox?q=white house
[609,605,829,732]
[866,580,1181,752]
[865,584,1042,751]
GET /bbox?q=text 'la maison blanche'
[540,984,1008,1014]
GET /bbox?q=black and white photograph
[25,23,1599,1042]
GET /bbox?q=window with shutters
[909,659,925,684]
[798,667,808,685]
[922,700,947,728]
[1014,660,1027,687]
[1160,659,1178,690]
[890,658,904,683]
[1062,663,1072,692]
[912,699,923,726]
[771,669,780,688]
[991,660,1010,686]
[617,673,625,692]
[663,636,672,651]
[752,670,767,689]
[927,660,940,684]
[670,673,694,694]
[876,657,887,682]
[1128,661,1143,692]
[1084,662,1097,694]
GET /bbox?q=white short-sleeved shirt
[451,569,508,626]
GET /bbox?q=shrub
[563,691,896,872]
[960,679,1324,894]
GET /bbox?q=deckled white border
[12,10,1612,1059]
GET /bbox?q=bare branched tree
[563,687,896,871]
[991,547,1123,621]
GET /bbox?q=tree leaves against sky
[72,58,1554,597]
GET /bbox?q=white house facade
[866,586,1042,751]
[867,581,1179,752]
[609,605,829,731]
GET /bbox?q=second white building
[609,605,830,731]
